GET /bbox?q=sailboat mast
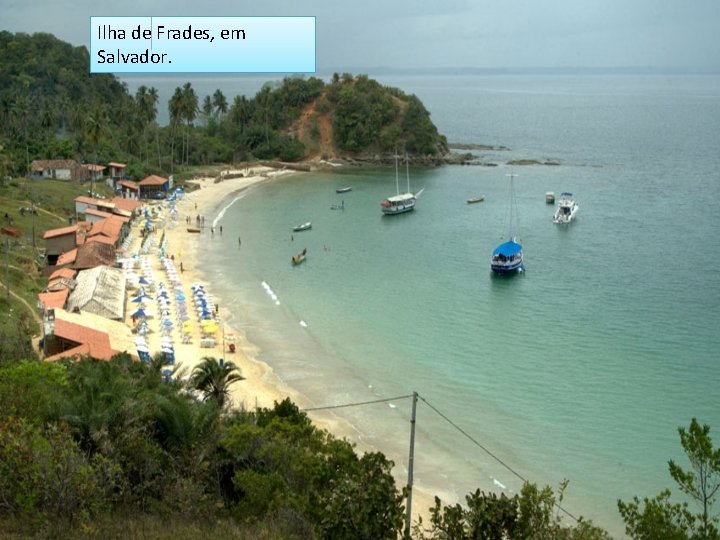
[406,154,411,193]
[507,172,517,239]
[395,153,400,195]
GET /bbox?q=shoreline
[151,166,439,526]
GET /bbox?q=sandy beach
[122,166,437,526]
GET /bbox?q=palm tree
[168,86,184,172]
[180,82,198,166]
[212,89,228,117]
[202,94,213,126]
[189,357,245,409]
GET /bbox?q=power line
[302,391,580,523]
[302,393,414,412]
[418,394,580,522]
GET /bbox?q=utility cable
[302,393,414,412]
[418,394,580,522]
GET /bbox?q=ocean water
[192,74,720,537]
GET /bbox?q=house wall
[45,168,72,180]
[75,202,91,214]
[46,235,76,257]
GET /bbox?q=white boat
[336,186,352,193]
[552,192,579,224]
[381,155,421,215]
[293,221,312,232]
[491,173,524,275]
[545,191,555,204]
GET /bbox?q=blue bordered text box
[90,16,315,73]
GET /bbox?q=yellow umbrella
[201,322,218,333]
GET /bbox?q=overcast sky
[1,0,719,72]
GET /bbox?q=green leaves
[619,418,720,540]
[418,482,611,540]
[189,356,245,409]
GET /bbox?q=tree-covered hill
[0,32,448,178]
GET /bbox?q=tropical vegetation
[0,31,448,181]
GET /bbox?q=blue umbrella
[131,296,146,303]
[132,308,147,318]
[138,276,150,285]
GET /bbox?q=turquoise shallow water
[191,74,720,536]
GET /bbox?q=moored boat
[467,196,484,204]
[546,191,555,204]
[491,172,524,275]
[552,192,579,224]
[336,186,352,193]
[381,154,420,215]
[291,248,307,265]
[491,240,524,274]
[293,221,312,232]
[187,227,201,233]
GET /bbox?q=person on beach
[180,261,184,273]
[238,236,242,246]
[219,225,223,234]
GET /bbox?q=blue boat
[490,173,524,274]
[491,239,524,274]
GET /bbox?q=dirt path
[5,264,42,327]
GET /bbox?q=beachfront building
[43,223,85,266]
[107,161,127,186]
[42,308,136,362]
[118,180,140,199]
[138,174,170,199]
[65,266,126,321]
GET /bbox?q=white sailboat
[490,172,524,274]
[381,154,423,215]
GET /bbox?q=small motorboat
[292,248,307,265]
[553,192,579,224]
[293,222,312,232]
[546,192,556,204]
[336,186,352,193]
[187,227,201,233]
[467,196,484,204]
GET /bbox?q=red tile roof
[49,267,77,281]
[138,174,167,186]
[43,224,78,239]
[111,197,142,212]
[44,320,117,362]
[57,248,78,265]
[38,289,70,309]
[44,316,136,363]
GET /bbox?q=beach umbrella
[136,345,149,353]
[132,308,147,318]
[201,321,218,333]
[131,296,146,304]
[175,293,186,301]
[138,276,150,285]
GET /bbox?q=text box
[90,16,316,73]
